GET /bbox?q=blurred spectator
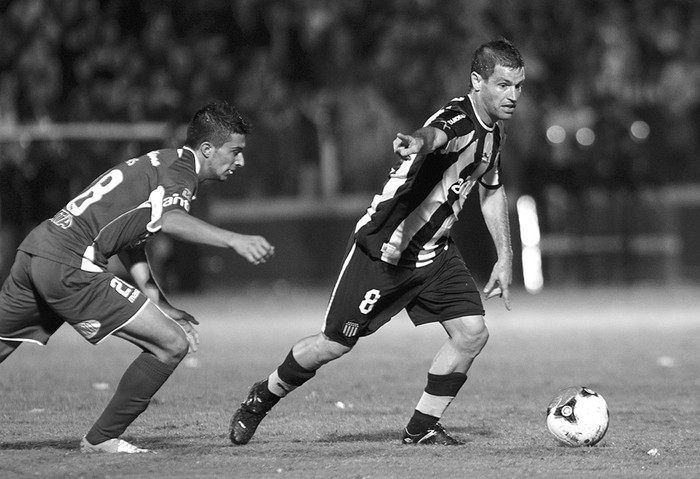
[0,0,699,198]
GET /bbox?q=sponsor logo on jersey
[446,113,466,126]
[75,320,100,339]
[450,177,476,196]
[50,209,74,229]
[342,321,359,337]
[163,192,191,212]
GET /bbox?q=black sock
[277,349,316,388]
[406,410,439,435]
[85,352,177,445]
[407,372,468,434]
[425,372,467,397]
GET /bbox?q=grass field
[1,284,700,478]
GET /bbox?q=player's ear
[470,71,482,92]
[199,142,214,158]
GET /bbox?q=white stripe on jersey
[146,186,165,233]
[355,159,413,234]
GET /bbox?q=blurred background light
[546,125,566,144]
[575,127,596,146]
[630,120,650,142]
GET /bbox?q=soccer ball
[546,386,609,447]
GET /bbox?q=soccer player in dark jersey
[0,101,275,453]
[229,39,525,446]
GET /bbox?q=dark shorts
[323,241,484,347]
[0,251,148,345]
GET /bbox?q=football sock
[408,372,468,432]
[85,352,177,445]
[406,410,440,435]
[267,349,316,398]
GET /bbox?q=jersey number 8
[67,170,124,216]
[359,289,381,314]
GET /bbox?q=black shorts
[0,251,148,345]
[323,241,484,347]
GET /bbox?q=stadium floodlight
[516,195,543,294]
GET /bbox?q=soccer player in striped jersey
[230,39,524,446]
[0,101,275,453]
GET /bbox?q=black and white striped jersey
[354,95,505,268]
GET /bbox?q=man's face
[201,133,246,181]
[471,65,525,125]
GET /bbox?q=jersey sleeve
[424,99,474,142]
[146,149,197,232]
[160,150,197,214]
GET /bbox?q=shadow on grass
[0,438,77,451]
[0,435,227,452]
[316,425,493,443]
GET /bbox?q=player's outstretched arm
[393,126,448,160]
[479,185,513,310]
[159,209,275,265]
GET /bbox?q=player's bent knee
[163,332,189,362]
[469,319,489,349]
[448,316,489,352]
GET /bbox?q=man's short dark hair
[469,38,524,90]
[185,101,251,148]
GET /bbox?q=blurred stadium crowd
[1,0,700,284]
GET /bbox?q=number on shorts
[67,169,124,216]
[359,289,381,314]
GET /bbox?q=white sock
[267,370,298,398]
[415,391,455,418]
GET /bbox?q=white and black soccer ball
[546,386,609,447]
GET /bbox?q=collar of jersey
[182,145,200,174]
[467,94,494,132]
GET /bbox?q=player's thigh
[0,339,21,362]
[407,247,485,327]
[0,252,63,346]
[323,243,414,345]
[35,260,186,356]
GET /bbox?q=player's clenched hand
[393,133,423,160]
[231,234,275,265]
